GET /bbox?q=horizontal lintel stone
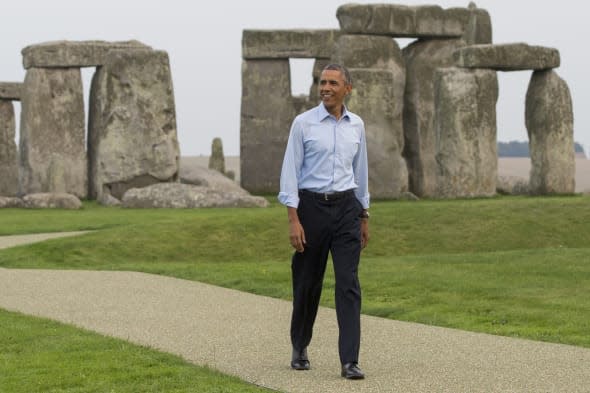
[0,82,23,100]
[454,43,560,71]
[22,40,152,69]
[336,4,474,38]
[242,29,340,59]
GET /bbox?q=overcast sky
[2,0,588,156]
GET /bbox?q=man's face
[319,69,352,113]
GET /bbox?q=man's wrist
[359,210,370,219]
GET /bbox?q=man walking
[278,63,370,380]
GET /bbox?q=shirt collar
[318,103,350,122]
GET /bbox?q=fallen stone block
[121,183,269,208]
[22,193,82,209]
[454,43,560,71]
[0,196,24,208]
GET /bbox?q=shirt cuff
[277,192,299,208]
[356,194,370,210]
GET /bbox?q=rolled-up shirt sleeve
[278,119,304,208]
[353,122,370,209]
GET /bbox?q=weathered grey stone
[88,49,180,200]
[242,30,340,59]
[22,40,151,69]
[0,100,19,196]
[454,43,560,71]
[0,196,23,208]
[402,38,466,197]
[0,83,23,101]
[497,176,529,195]
[19,67,87,198]
[121,183,269,208]
[22,193,82,209]
[180,164,259,200]
[97,193,122,207]
[333,35,408,198]
[209,138,225,174]
[434,67,498,198]
[449,3,492,44]
[337,4,473,38]
[526,70,575,194]
[240,59,295,194]
[332,35,404,70]
[308,59,331,100]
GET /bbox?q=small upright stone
[526,70,575,194]
[208,138,226,174]
[0,100,18,196]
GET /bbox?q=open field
[183,156,590,193]
[2,196,589,392]
[2,196,590,347]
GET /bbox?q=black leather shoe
[341,362,365,379]
[291,347,310,370]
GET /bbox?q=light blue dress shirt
[278,103,370,209]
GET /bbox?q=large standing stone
[308,59,331,100]
[347,69,408,198]
[20,67,87,198]
[242,30,340,59]
[22,40,151,69]
[525,70,575,194]
[88,49,180,200]
[240,59,295,194]
[402,38,466,197]
[434,67,498,198]
[454,43,560,71]
[333,35,407,198]
[0,100,18,196]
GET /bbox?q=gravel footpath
[1,235,590,392]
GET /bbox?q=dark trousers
[290,190,363,365]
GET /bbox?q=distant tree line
[498,141,586,157]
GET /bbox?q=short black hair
[323,63,352,86]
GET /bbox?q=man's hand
[287,207,306,253]
[360,219,369,250]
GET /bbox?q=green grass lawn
[0,309,273,393]
[1,195,590,391]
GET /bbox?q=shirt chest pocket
[337,129,360,166]
[303,126,333,155]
